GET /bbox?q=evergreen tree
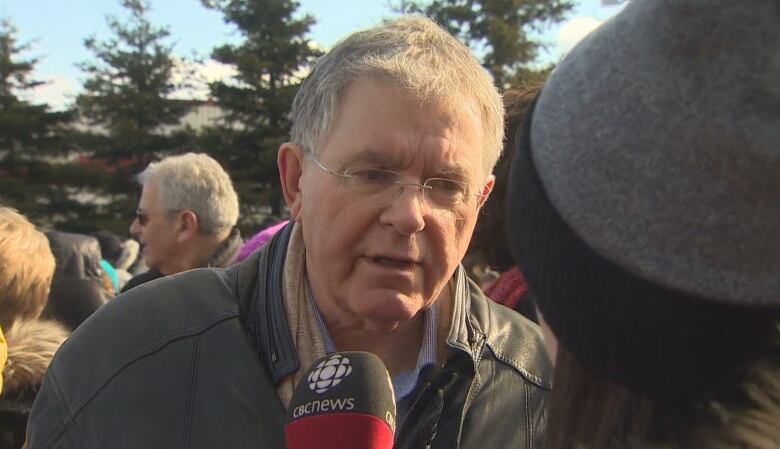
[75,0,195,233]
[0,19,88,229]
[394,0,574,89]
[201,0,321,224]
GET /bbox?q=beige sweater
[275,223,328,408]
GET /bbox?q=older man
[122,152,243,291]
[27,18,551,449]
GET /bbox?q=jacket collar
[205,227,243,269]
[1,319,70,395]
[444,266,482,362]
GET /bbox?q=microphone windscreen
[285,352,396,449]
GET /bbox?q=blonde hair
[291,16,505,178]
[0,208,56,329]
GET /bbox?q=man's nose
[380,184,427,235]
[129,217,140,237]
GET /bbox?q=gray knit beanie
[507,0,780,404]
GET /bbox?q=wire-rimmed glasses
[307,152,482,213]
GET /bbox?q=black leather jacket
[27,224,552,449]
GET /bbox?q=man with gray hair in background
[122,152,243,291]
[27,17,550,449]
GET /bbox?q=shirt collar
[306,279,438,401]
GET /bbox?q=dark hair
[92,230,123,265]
[546,336,780,449]
[468,82,544,272]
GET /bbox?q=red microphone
[285,352,397,449]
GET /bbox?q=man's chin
[142,254,160,273]
[358,293,423,326]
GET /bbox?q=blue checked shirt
[307,281,438,422]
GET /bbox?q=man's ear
[477,175,495,209]
[176,210,199,243]
[278,142,306,221]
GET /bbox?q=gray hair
[139,153,239,235]
[290,16,505,178]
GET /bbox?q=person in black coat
[43,231,108,331]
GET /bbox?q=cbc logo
[308,354,353,393]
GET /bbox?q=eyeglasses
[307,152,483,212]
[135,209,180,226]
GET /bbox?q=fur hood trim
[1,319,69,395]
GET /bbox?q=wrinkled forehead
[327,79,487,171]
[339,74,482,123]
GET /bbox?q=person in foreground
[122,152,243,291]
[0,208,69,448]
[26,17,552,448]
[506,1,780,449]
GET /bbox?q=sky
[0,0,625,110]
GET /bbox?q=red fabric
[285,413,394,449]
[483,266,529,311]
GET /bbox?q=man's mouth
[370,256,418,269]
